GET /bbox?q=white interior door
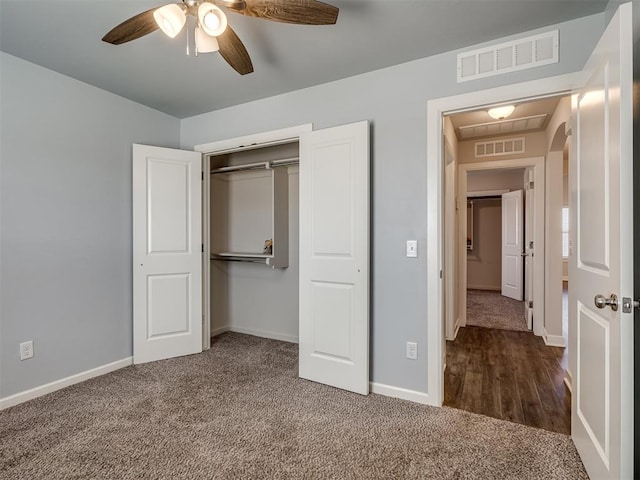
[501,189,524,301]
[133,144,202,364]
[570,3,633,478]
[299,121,370,395]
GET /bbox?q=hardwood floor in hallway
[444,326,571,435]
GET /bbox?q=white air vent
[475,137,526,158]
[458,114,547,140]
[458,30,558,82]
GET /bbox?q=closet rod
[210,156,299,174]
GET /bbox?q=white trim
[564,370,573,394]
[229,326,298,344]
[202,156,211,351]
[543,329,566,347]
[194,124,313,154]
[369,382,431,405]
[467,189,509,198]
[0,357,133,410]
[199,124,310,356]
[466,284,501,291]
[210,325,231,337]
[426,72,583,406]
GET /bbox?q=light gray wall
[466,169,526,193]
[0,53,180,398]
[181,13,606,394]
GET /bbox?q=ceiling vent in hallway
[458,113,547,139]
[457,30,559,82]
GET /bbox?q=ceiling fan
[102,0,339,75]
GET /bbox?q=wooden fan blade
[102,8,159,45]
[218,26,254,75]
[229,0,339,25]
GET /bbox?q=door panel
[133,144,202,364]
[570,3,633,478]
[501,189,523,300]
[299,121,370,395]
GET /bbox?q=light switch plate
[406,240,418,258]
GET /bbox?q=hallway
[444,326,570,434]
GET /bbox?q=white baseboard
[543,329,566,347]
[453,321,460,339]
[228,326,298,344]
[0,356,133,410]
[467,284,501,291]
[564,370,573,393]
[370,382,431,405]
[210,325,231,337]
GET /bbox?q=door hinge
[529,181,534,189]
[201,243,204,253]
[440,270,443,279]
[528,301,533,308]
[201,171,204,181]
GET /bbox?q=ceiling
[0,1,607,119]
[448,96,563,140]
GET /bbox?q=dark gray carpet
[467,289,529,331]
[0,333,586,479]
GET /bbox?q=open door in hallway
[501,189,524,301]
[570,3,633,478]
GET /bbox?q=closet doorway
[196,122,371,395]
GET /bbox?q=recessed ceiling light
[488,105,515,120]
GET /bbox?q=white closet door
[299,121,370,395]
[501,189,524,301]
[133,144,202,364]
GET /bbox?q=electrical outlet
[406,341,417,360]
[20,341,34,360]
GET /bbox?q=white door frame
[456,157,545,336]
[195,124,313,350]
[426,72,583,406]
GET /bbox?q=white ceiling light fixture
[196,25,220,53]
[198,3,228,37]
[153,4,187,38]
[488,105,515,120]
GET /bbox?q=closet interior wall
[209,142,300,343]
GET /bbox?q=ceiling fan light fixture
[488,105,516,120]
[153,4,186,38]
[198,3,228,37]
[196,25,220,53]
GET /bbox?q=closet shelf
[211,252,275,265]
[215,252,273,258]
